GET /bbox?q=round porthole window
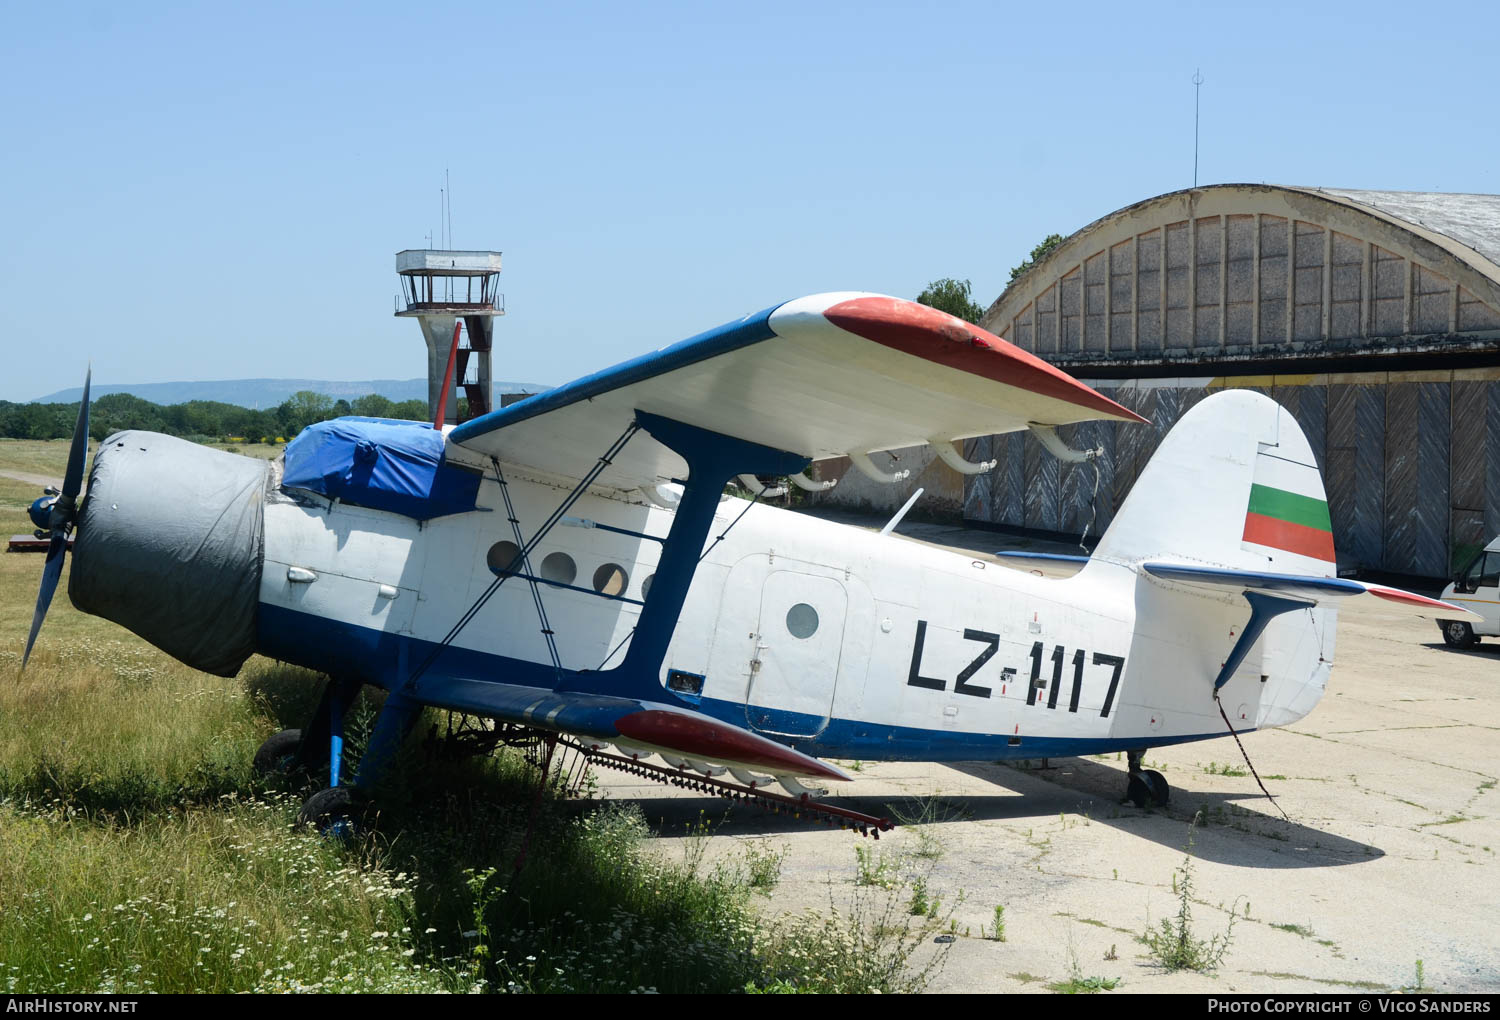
[785,603,819,639]
[642,573,654,598]
[540,551,577,585]
[593,562,629,596]
[486,540,521,576]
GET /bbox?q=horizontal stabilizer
[1141,562,1481,622]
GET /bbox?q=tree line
[915,234,1065,326]
[0,391,430,444]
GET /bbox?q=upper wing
[447,292,1144,490]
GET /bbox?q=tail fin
[1093,389,1335,575]
[1088,389,1473,732]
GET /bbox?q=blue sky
[3,0,1496,402]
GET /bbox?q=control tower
[395,249,505,424]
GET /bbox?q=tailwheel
[252,728,305,777]
[297,786,368,840]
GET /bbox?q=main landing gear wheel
[297,786,367,840]
[1442,620,1478,648]
[1140,769,1170,806]
[1124,750,1170,808]
[252,728,305,777]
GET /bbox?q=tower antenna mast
[1193,68,1204,188]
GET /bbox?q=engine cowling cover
[69,431,269,676]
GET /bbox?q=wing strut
[579,412,808,701]
[407,412,807,708]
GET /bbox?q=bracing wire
[493,457,562,677]
[400,423,640,691]
[698,484,766,563]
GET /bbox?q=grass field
[0,438,941,994]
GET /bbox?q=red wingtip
[824,296,1147,425]
[615,709,850,781]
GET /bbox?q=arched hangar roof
[980,184,1500,371]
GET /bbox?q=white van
[1438,536,1500,646]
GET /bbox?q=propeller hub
[47,494,77,532]
[28,496,57,532]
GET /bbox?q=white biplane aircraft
[24,294,1477,834]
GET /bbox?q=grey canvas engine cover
[69,431,269,676]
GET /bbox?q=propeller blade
[22,534,68,669]
[23,367,90,670]
[63,367,91,498]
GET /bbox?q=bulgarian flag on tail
[1240,447,1335,566]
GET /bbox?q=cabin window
[642,573,654,598]
[786,603,819,639]
[593,563,629,596]
[540,551,577,585]
[486,540,521,576]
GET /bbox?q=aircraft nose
[68,431,269,677]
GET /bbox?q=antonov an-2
[24,293,1476,833]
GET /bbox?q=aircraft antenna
[1192,68,1204,188]
[880,487,925,536]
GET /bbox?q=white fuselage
[258,466,1335,761]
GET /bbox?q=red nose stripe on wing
[823,296,1147,424]
[614,709,849,781]
[1365,586,1468,614]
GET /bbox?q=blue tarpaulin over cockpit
[282,418,481,521]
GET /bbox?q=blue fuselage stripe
[255,604,1241,763]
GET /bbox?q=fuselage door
[745,570,847,738]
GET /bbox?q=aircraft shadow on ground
[942,758,1383,869]
[619,757,1383,870]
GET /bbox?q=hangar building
[958,184,1500,579]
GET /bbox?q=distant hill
[31,378,551,408]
